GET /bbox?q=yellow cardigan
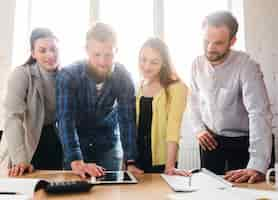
[136,82,188,166]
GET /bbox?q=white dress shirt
[189,50,272,173]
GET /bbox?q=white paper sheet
[167,187,278,200]
[0,178,41,198]
[162,169,278,200]
[0,194,30,200]
[161,169,232,192]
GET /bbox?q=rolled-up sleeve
[56,70,83,166]
[240,61,272,173]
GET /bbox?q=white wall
[244,0,278,160]
[0,0,16,130]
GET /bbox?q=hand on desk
[127,164,144,175]
[197,131,218,151]
[71,160,105,178]
[127,165,190,176]
[164,167,191,176]
[224,169,265,183]
[8,162,34,176]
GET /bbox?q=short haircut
[86,22,117,46]
[202,11,238,39]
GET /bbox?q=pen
[190,168,201,174]
[188,175,192,187]
[187,168,200,187]
[0,192,17,195]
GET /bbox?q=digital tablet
[90,171,138,184]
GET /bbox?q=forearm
[247,114,272,173]
[56,71,82,165]
[118,99,137,161]
[4,68,29,164]
[188,92,206,134]
[4,113,28,164]
[58,119,83,165]
[119,121,137,161]
[241,62,273,173]
[165,142,178,169]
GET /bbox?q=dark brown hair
[23,28,57,66]
[139,37,179,89]
[202,11,238,39]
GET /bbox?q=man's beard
[87,64,112,83]
[205,49,230,63]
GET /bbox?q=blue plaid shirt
[56,60,137,165]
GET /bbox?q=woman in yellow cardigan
[128,38,189,175]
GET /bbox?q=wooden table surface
[2,170,276,199]
[27,170,173,200]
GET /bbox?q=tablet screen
[91,171,138,184]
[96,171,132,181]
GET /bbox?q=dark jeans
[200,134,249,175]
[139,164,165,173]
[31,124,63,170]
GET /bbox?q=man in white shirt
[189,11,272,183]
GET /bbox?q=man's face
[86,39,115,81]
[203,25,236,65]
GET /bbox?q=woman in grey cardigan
[0,28,63,176]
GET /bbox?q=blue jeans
[64,137,123,171]
[92,140,123,170]
[81,137,123,171]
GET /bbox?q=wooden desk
[26,170,173,200]
[11,170,278,199]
